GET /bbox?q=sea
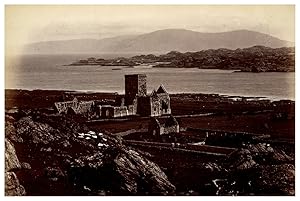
[5,54,295,101]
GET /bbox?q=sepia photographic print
[4,4,295,196]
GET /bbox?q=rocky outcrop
[154,46,295,72]
[16,116,59,144]
[228,149,257,171]
[5,114,175,195]
[114,149,175,194]
[5,172,26,196]
[246,143,294,164]
[5,119,23,143]
[228,143,293,171]
[220,143,295,195]
[5,139,26,196]
[67,132,175,195]
[5,139,21,171]
[68,46,294,72]
[5,110,294,196]
[252,164,295,195]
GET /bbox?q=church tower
[125,74,147,105]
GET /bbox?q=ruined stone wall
[150,97,161,117]
[132,98,137,114]
[113,106,128,117]
[115,96,125,107]
[160,124,179,135]
[100,107,114,118]
[55,100,95,117]
[148,118,179,136]
[137,74,147,96]
[54,100,79,114]
[120,107,128,117]
[127,105,136,116]
[148,118,160,136]
[125,75,138,105]
[149,116,180,135]
[76,101,94,114]
[54,98,95,116]
[158,94,171,115]
[96,106,101,117]
[137,97,151,116]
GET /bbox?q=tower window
[162,100,168,112]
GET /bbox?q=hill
[24,29,294,54]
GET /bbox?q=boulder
[44,167,65,179]
[16,117,58,144]
[5,121,23,143]
[5,172,26,196]
[5,139,26,196]
[253,164,295,195]
[204,162,223,172]
[5,139,21,171]
[68,140,175,195]
[21,162,32,170]
[229,149,257,170]
[114,149,176,194]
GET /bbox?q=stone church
[125,74,171,117]
[54,73,171,118]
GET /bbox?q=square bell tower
[125,74,147,105]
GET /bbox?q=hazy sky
[6,5,295,54]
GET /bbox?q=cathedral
[54,73,172,118]
[125,74,171,117]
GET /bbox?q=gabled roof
[153,115,178,127]
[156,84,168,94]
[150,89,158,98]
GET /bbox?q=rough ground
[5,139,26,196]
[4,90,295,196]
[5,113,175,195]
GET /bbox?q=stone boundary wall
[125,140,237,156]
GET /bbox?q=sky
[5,5,295,55]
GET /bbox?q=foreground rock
[114,149,174,194]
[215,143,295,195]
[5,139,26,196]
[252,164,295,195]
[5,114,175,195]
[5,172,26,196]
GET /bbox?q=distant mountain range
[24,29,294,54]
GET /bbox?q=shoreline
[65,46,295,73]
[64,63,295,73]
[5,88,295,102]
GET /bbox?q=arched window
[162,100,168,113]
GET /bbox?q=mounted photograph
[5,5,295,196]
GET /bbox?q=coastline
[5,88,295,102]
[65,46,295,73]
